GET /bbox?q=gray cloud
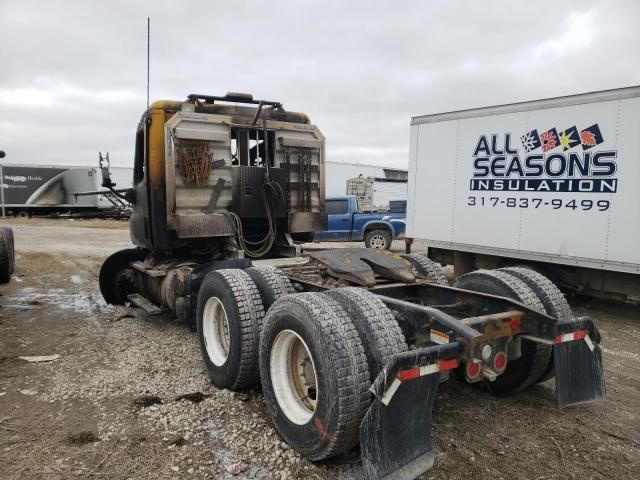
[1,0,639,169]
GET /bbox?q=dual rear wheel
[195,264,570,460]
[196,267,406,460]
[453,267,572,393]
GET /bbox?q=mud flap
[359,343,460,480]
[360,374,439,480]
[554,318,605,408]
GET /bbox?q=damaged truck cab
[128,93,326,257]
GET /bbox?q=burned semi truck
[100,93,605,480]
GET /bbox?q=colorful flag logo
[558,126,581,151]
[580,124,604,150]
[539,128,559,152]
[520,129,541,152]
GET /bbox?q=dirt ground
[1,219,639,480]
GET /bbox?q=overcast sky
[1,0,639,169]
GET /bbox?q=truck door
[319,198,352,241]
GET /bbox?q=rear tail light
[494,352,507,371]
[466,361,481,379]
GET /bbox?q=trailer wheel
[364,229,391,250]
[197,269,265,390]
[499,267,573,383]
[326,287,407,377]
[401,253,448,285]
[0,234,10,284]
[259,293,369,460]
[246,265,295,309]
[0,226,14,275]
[453,269,551,395]
[99,248,147,305]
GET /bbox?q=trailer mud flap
[359,343,461,480]
[360,374,439,480]
[554,318,605,408]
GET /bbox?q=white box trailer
[407,86,640,299]
[0,164,133,217]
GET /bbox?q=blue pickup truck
[314,195,406,249]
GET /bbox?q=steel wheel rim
[202,297,230,366]
[270,329,318,425]
[370,234,386,249]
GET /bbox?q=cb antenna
[146,17,150,114]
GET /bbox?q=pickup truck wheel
[326,287,407,378]
[259,292,369,461]
[499,267,573,383]
[0,234,10,284]
[197,269,265,391]
[364,229,391,249]
[0,226,14,275]
[246,266,295,309]
[402,253,448,285]
[98,248,147,305]
[453,269,551,395]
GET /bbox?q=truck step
[127,294,164,315]
[130,261,166,277]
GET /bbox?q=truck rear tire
[0,235,10,284]
[402,253,448,285]
[364,229,391,250]
[326,287,407,378]
[99,248,147,305]
[0,226,14,275]
[453,269,551,395]
[259,292,370,461]
[196,269,265,391]
[246,266,295,309]
[499,266,573,383]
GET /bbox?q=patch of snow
[6,289,112,314]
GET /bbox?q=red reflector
[466,362,480,378]
[399,368,420,381]
[510,316,520,332]
[438,358,459,371]
[573,330,588,340]
[556,330,589,343]
[494,352,506,370]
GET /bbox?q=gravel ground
[0,219,639,480]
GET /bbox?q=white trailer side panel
[409,87,640,274]
[372,180,407,209]
[325,161,385,196]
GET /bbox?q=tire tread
[326,287,407,377]
[210,269,265,390]
[402,253,448,285]
[261,292,370,459]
